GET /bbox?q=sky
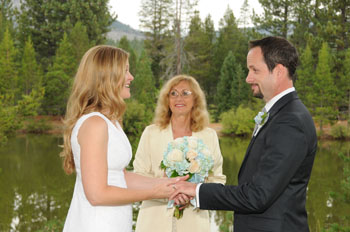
[109,0,263,31]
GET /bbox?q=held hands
[153,176,198,207]
[153,175,189,199]
[169,181,197,206]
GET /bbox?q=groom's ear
[274,64,287,79]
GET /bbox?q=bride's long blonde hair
[61,45,129,174]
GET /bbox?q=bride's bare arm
[78,116,178,206]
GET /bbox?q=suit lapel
[238,92,299,178]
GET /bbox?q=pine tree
[0,0,15,40]
[118,36,137,77]
[212,7,247,83]
[340,48,350,131]
[184,13,205,85]
[42,33,77,115]
[68,21,91,66]
[139,0,173,86]
[253,0,295,38]
[17,0,114,66]
[230,63,250,109]
[0,27,17,96]
[215,51,237,119]
[183,13,216,103]
[313,42,337,135]
[18,36,43,96]
[290,0,313,48]
[201,15,216,103]
[171,0,198,75]
[238,0,251,30]
[295,44,315,109]
[132,50,157,110]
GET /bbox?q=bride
[61,45,185,231]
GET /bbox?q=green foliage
[339,48,350,124]
[184,13,216,103]
[132,50,157,110]
[295,44,314,109]
[139,0,173,85]
[17,0,114,65]
[215,51,249,120]
[330,124,350,140]
[17,88,45,117]
[230,63,250,109]
[18,36,43,96]
[313,42,338,135]
[252,0,294,38]
[212,7,247,81]
[215,51,235,117]
[220,105,255,136]
[42,33,76,115]
[0,95,21,145]
[0,0,15,40]
[24,117,52,134]
[0,88,45,144]
[68,21,92,65]
[123,100,153,153]
[159,0,198,78]
[118,36,138,76]
[0,27,18,96]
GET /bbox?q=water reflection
[0,135,349,231]
[0,135,74,231]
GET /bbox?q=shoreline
[22,116,350,141]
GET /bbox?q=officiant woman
[133,74,226,232]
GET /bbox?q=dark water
[0,134,349,231]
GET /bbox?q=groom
[172,36,317,231]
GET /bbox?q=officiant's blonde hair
[154,75,209,132]
[61,45,129,174]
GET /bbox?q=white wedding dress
[63,112,132,232]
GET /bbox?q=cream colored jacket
[133,124,226,232]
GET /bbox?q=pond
[0,134,349,231]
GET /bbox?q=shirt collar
[264,87,295,112]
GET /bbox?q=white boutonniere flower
[254,111,269,127]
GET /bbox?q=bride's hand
[152,175,188,199]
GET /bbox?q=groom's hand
[173,193,191,207]
[169,181,197,203]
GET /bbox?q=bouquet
[160,136,214,219]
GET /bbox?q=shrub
[330,124,349,140]
[123,100,154,156]
[220,105,255,136]
[24,117,52,133]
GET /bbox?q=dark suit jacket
[199,91,317,232]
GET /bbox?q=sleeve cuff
[195,183,202,208]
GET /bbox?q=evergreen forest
[1,0,350,230]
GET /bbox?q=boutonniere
[254,111,269,127]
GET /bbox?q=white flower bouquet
[160,136,214,219]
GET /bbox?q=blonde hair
[61,45,129,174]
[154,75,209,132]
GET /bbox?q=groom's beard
[252,86,264,99]
[254,92,264,99]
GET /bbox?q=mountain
[107,20,145,41]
